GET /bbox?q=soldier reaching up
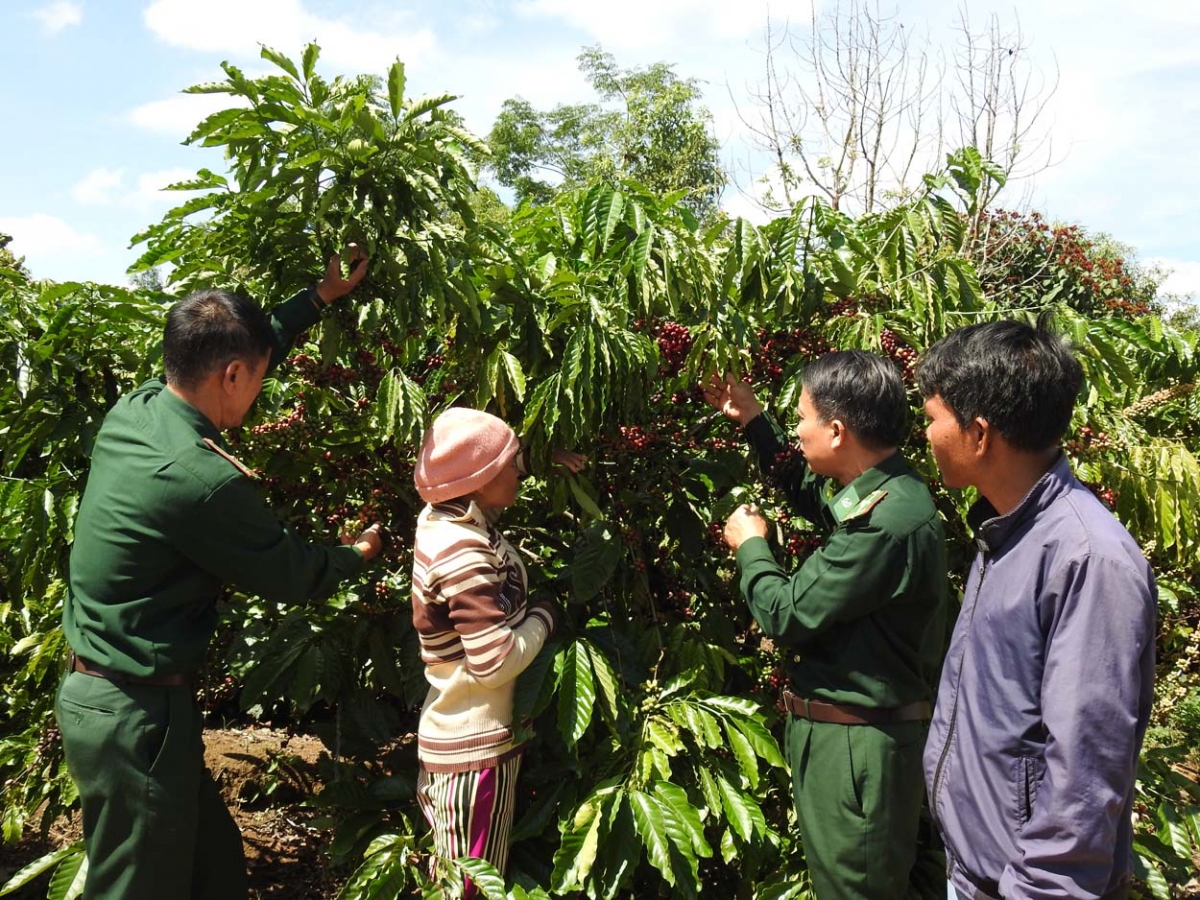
[58,249,383,900]
[707,350,949,900]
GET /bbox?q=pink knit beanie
[414,407,520,503]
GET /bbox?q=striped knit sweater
[412,499,554,772]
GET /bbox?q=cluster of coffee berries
[880,330,919,380]
[751,327,829,385]
[829,297,860,317]
[35,724,61,760]
[785,533,823,558]
[353,349,386,385]
[707,521,726,547]
[829,292,888,318]
[670,386,706,406]
[1065,426,1112,455]
[655,321,693,376]
[614,425,660,453]
[706,436,740,451]
[764,666,787,692]
[1084,481,1118,509]
[412,352,446,386]
[250,403,307,437]
[768,445,807,491]
[290,354,359,387]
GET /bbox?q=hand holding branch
[343,521,385,561]
[723,503,769,551]
[703,372,764,427]
[552,449,588,473]
[316,244,369,304]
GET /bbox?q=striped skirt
[416,755,522,897]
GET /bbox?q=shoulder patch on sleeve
[201,438,257,479]
[846,488,887,520]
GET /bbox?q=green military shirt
[735,413,948,708]
[64,288,364,678]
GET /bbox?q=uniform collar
[157,382,222,442]
[828,452,907,524]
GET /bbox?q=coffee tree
[3,44,1199,900]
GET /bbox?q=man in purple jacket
[917,319,1156,900]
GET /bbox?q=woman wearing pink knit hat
[411,407,584,895]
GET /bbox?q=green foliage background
[2,46,1199,900]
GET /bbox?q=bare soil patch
[1,727,348,900]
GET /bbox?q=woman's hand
[552,449,588,473]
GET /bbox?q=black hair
[163,290,275,389]
[803,350,907,449]
[916,316,1083,452]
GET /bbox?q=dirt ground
[0,728,350,900]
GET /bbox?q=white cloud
[71,167,200,210]
[125,91,247,138]
[517,0,814,50]
[0,214,105,258]
[71,168,125,205]
[1151,259,1200,300]
[142,0,437,73]
[30,1,83,34]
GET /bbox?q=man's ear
[971,417,992,458]
[221,360,245,394]
[829,418,845,448]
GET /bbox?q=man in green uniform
[707,350,947,900]
[57,250,384,900]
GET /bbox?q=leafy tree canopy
[488,46,726,217]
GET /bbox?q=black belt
[70,653,193,688]
[782,689,931,725]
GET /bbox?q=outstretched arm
[704,372,829,524]
[266,247,371,371]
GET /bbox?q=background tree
[970,209,1163,318]
[735,0,1056,219]
[0,232,28,276]
[488,46,726,217]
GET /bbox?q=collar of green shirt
[827,452,907,524]
[157,380,223,442]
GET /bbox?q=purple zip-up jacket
[924,455,1156,900]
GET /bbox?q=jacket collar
[829,452,908,523]
[967,452,1073,553]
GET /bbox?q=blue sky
[2,0,1198,300]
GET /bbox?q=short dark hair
[916,317,1082,452]
[803,350,907,449]
[163,290,275,389]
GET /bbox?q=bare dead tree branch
[730,0,1057,218]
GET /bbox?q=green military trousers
[55,671,247,900]
[786,715,927,900]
